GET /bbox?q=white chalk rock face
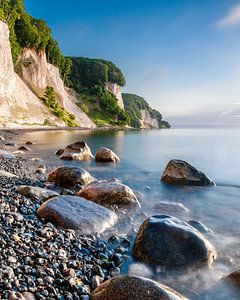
[105,82,124,109]
[95,147,120,163]
[0,21,62,127]
[78,180,140,207]
[19,48,96,128]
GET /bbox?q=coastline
[0,130,130,299]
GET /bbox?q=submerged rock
[17,185,59,202]
[95,147,120,163]
[59,141,93,160]
[161,159,214,186]
[78,180,140,207]
[18,145,31,151]
[132,215,216,268]
[154,202,189,214]
[225,270,240,288]
[48,166,94,188]
[188,220,213,234]
[90,275,188,300]
[37,195,118,234]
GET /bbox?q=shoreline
[0,130,131,299]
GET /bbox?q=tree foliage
[41,86,78,127]
[122,93,170,128]
[0,0,71,83]
[69,57,125,90]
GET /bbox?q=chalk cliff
[19,48,96,128]
[105,82,124,109]
[0,21,63,127]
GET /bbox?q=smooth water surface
[16,128,240,299]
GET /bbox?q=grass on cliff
[41,86,78,127]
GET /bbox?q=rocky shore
[0,135,131,299]
[0,130,239,300]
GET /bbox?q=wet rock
[78,180,140,208]
[37,195,118,234]
[161,159,215,186]
[55,148,64,156]
[90,275,188,300]
[5,142,16,147]
[25,141,36,145]
[188,220,213,234]
[59,141,93,161]
[95,147,120,163]
[225,270,240,288]
[48,166,94,188]
[18,146,31,151]
[16,185,59,202]
[0,150,15,159]
[132,215,216,268]
[0,170,17,178]
[154,202,190,214]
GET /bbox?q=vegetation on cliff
[41,86,77,127]
[0,0,169,129]
[69,57,129,126]
[0,0,72,84]
[122,93,170,128]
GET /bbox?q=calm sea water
[16,128,240,299]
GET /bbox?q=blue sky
[25,0,240,124]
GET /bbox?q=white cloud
[217,3,240,28]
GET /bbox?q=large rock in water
[48,166,94,188]
[161,159,214,186]
[132,215,216,268]
[95,147,120,163]
[37,196,118,234]
[90,275,188,300]
[59,141,93,160]
[78,180,140,207]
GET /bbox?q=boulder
[16,185,59,202]
[161,159,214,186]
[78,180,140,207]
[37,195,118,234]
[48,166,94,188]
[0,150,15,159]
[90,275,188,300]
[132,215,216,268]
[18,146,31,151]
[59,141,93,160]
[95,147,120,163]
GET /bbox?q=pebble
[0,154,130,298]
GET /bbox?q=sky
[24,0,240,126]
